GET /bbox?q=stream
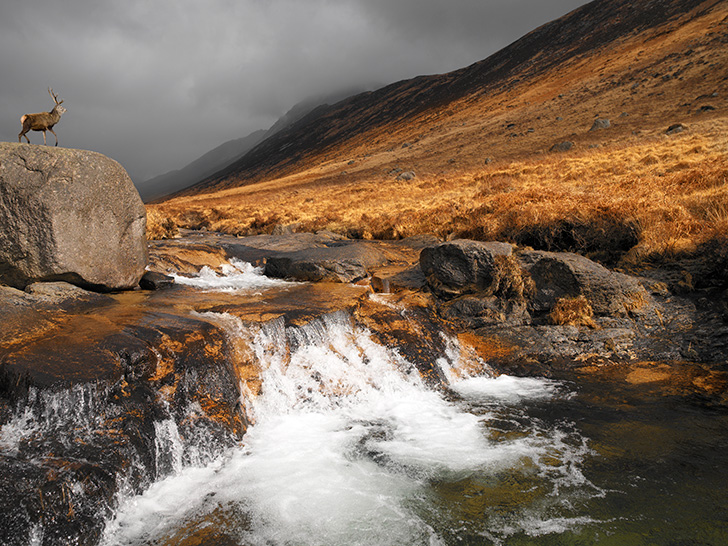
[1,259,727,545]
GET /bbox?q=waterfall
[101,308,597,546]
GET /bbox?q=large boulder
[0,143,147,291]
[420,240,514,299]
[518,250,645,316]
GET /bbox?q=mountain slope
[151,0,728,280]
[172,0,725,198]
[138,129,266,202]
[139,88,366,202]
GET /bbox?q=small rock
[590,118,611,131]
[484,157,492,164]
[666,123,686,135]
[397,171,416,181]
[699,105,716,112]
[139,271,175,290]
[272,222,301,236]
[550,141,573,152]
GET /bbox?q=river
[2,258,727,545]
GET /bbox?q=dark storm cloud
[0,0,587,183]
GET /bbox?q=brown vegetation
[150,122,728,272]
[549,295,597,328]
[146,208,179,240]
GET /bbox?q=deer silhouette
[18,88,67,146]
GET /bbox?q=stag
[18,88,67,146]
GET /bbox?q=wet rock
[420,240,514,299]
[139,270,175,290]
[550,141,573,152]
[518,250,645,316]
[0,296,247,546]
[371,265,427,293]
[0,143,147,291]
[265,243,388,283]
[0,282,114,347]
[440,296,530,329]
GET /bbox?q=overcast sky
[0,0,587,184]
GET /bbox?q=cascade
[101,309,596,546]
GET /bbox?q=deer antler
[48,87,63,105]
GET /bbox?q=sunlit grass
[149,124,727,280]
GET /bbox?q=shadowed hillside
[172,0,724,195]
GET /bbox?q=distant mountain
[138,88,366,202]
[167,0,722,198]
[138,130,266,202]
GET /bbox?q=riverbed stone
[420,240,514,299]
[0,143,148,291]
[518,250,646,316]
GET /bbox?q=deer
[18,88,67,146]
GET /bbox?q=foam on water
[452,374,564,404]
[102,312,597,546]
[172,257,297,292]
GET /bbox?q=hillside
[151,0,728,283]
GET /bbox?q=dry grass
[150,120,728,280]
[549,295,597,328]
[146,208,179,240]
[147,0,728,293]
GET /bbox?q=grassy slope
[150,0,728,284]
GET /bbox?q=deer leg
[48,128,58,146]
[18,127,30,143]
[42,130,47,146]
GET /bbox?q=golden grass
[150,120,728,279]
[146,208,179,240]
[549,295,597,328]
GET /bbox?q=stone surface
[264,243,388,283]
[549,141,574,152]
[518,250,645,316]
[589,118,611,130]
[0,143,147,291]
[396,171,416,180]
[420,240,514,299]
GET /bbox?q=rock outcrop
[0,143,147,291]
[419,240,514,299]
[418,239,728,371]
[518,250,645,316]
